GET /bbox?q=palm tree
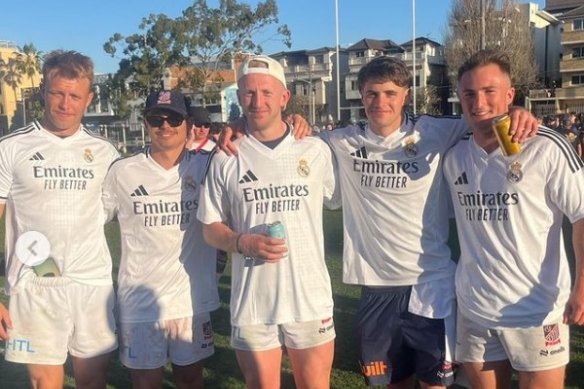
[0,56,24,127]
[17,43,42,88]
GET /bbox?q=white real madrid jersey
[0,121,119,294]
[322,114,467,286]
[198,130,339,326]
[189,137,216,152]
[102,148,220,322]
[443,128,584,328]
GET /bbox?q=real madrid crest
[401,131,421,158]
[297,159,310,177]
[403,141,418,158]
[182,175,197,192]
[506,161,523,183]
[83,149,94,163]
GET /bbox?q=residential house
[344,38,448,120]
[271,47,348,125]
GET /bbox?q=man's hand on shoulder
[218,118,247,156]
[285,114,312,139]
[508,107,538,143]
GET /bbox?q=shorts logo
[318,317,334,334]
[360,360,389,377]
[202,321,213,340]
[437,361,455,379]
[543,324,561,346]
[5,338,35,353]
[540,346,566,357]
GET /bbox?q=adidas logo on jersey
[239,170,258,184]
[30,152,45,161]
[130,185,149,197]
[350,146,368,159]
[454,172,468,185]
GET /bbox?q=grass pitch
[0,212,583,388]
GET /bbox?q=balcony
[554,86,584,99]
[560,58,584,72]
[562,30,584,45]
[529,89,555,99]
[284,63,332,79]
[348,56,370,67]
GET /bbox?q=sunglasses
[145,115,184,127]
[194,122,211,128]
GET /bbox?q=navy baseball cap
[144,90,189,117]
[189,106,211,125]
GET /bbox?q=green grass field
[0,211,583,388]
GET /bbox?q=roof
[401,37,443,47]
[563,4,584,18]
[347,38,404,52]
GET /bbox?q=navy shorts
[355,285,454,387]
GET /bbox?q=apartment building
[271,47,348,124]
[529,0,584,115]
[344,38,448,120]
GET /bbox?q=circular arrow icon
[15,231,51,267]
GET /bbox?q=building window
[574,47,584,58]
[571,74,584,85]
[574,19,584,31]
[356,51,364,58]
[351,80,357,91]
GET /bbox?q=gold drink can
[492,114,521,156]
[33,257,61,277]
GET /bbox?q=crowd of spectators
[541,112,584,158]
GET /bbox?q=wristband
[235,233,244,254]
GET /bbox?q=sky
[0,0,546,74]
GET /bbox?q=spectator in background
[549,115,561,131]
[559,115,581,153]
[187,106,215,152]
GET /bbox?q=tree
[104,0,291,108]
[444,0,537,101]
[0,56,23,123]
[414,85,441,115]
[17,43,42,89]
[284,94,310,119]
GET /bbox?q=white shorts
[5,277,117,365]
[119,313,214,369]
[231,317,336,351]
[456,310,569,371]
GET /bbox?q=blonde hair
[42,50,94,87]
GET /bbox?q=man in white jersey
[187,106,216,152]
[0,50,119,389]
[198,54,339,389]
[102,90,220,388]
[219,55,538,388]
[443,49,584,388]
